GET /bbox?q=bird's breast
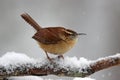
[38,38,78,55]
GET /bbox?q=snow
[0,52,92,74]
[0,52,41,74]
[55,56,91,72]
[0,52,119,80]
[9,76,95,80]
[0,52,35,66]
[0,52,91,66]
[100,53,120,60]
[0,52,120,73]
[60,56,91,68]
[92,53,120,63]
[9,76,43,80]
[73,77,95,80]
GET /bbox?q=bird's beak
[77,33,87,35]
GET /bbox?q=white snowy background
[0,0,120,80]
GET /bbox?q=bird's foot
[58,55,64,59]
[47,56,54,62]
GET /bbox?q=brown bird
[21,13,86,61]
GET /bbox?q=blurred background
[0,0,120,80]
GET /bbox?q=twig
[0,53,119,79]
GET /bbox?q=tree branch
[0,52,120,79]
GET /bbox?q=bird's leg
[44,51,53,61]
[58,55,64,59]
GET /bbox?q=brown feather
[21,13,41,31]
[32,27,66,44]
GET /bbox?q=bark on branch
[0,53,120,79]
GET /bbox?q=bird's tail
[21,13,41,31]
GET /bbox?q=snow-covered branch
[0,52,120,79]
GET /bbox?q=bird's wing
[32,28,64,44]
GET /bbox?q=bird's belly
[38,39,78,55]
